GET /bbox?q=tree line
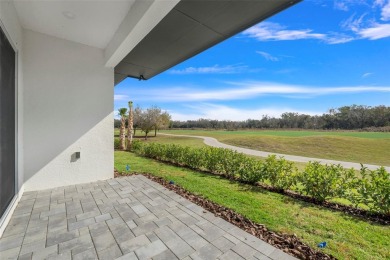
[170,105,390,130]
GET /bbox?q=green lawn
[161,129,389,139]
[115,129,205,147]
[159,129,390,166]
[115,151,390,260]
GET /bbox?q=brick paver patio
[0,175,296,260]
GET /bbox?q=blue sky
[114,0,390,121]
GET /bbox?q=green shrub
[221,149,247,178]
[165,144,184,164]
[237,158,263,184]
[114,138,120,149]
[354,166,390,215]
[262,155,297,191]
[130,141,389,215]
[182,147,204,170]
[297,162,354,202]
[222,150,248,179]
[131,139,143,153]
[203,147,225,174]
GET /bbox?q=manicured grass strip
[142,135,206,148]
[114,130,206,148]
[115,151,390,260]
[160,130,390,166]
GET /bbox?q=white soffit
[13,0,135,49]
[114,0,301,84]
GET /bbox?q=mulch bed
[115,170,336,259]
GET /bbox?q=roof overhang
[114,0,301,85]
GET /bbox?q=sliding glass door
[0,25,16,219]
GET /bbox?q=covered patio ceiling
[114,0,301,84]
[12,0,300,86]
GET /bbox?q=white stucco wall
[1,1,114,234]
[0,0,24,236]
[22,30,114,191]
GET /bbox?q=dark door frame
[0,18,18,227]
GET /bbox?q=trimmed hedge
[131,140,390,215]
[114,138,120,149]
[297,162,355,202]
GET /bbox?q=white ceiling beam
[104,0,180,68]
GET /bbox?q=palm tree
[118,108,127,150]
[126,101,133,150]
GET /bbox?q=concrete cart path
[159,133,389,171]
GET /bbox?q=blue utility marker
[318,242,327,248]
[126,164,130,171]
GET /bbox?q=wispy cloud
[243,22,326,41]
[380,0,390,20]
[333,0,368,11]
[362,72,373,78]
[128,81,390,102]
[358,23,390,39]
[114,94,129,101]
[341,13,390,39]
[341,13,367,32]
[170,104,321,121]
[169,64,248,74]
[243,22,354,44]
[256,51,279,61]
[339,3,390,40]
[245,3,390,44]
[354,0,390,40]
[334,0,350,11]
[325,32,355,43]
[227,81,390,97]
[374,0,386,7]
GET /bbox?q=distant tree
[138,109,154,140]
[126,101,133,150]
[351,105,369,129]
[121,104,390,131]
[114,119,121,129]
[148,106,162,137]
[133,106,142,136]
[370,105,389,127]
[118,108,128,150]
[159,112,172,130]
[134,106,172,139]
[152,108,172,136]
